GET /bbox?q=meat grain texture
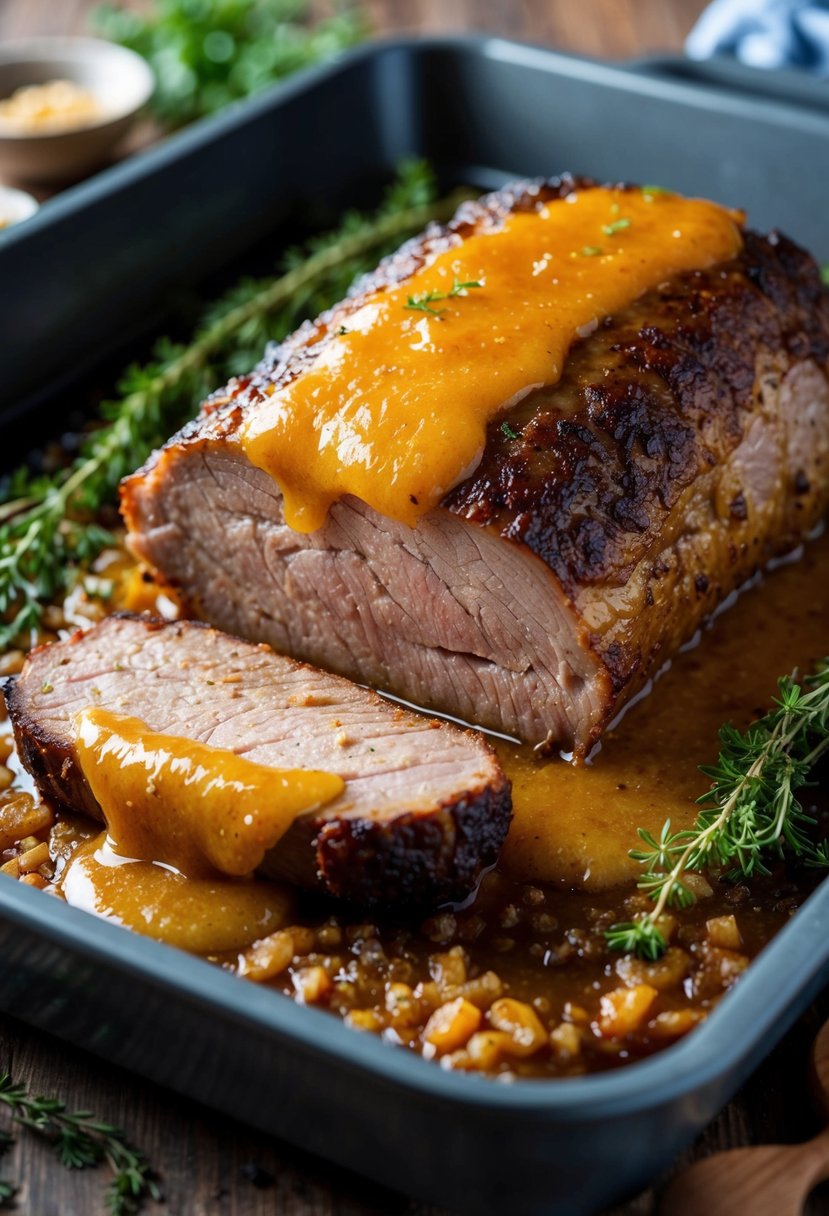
[122,177,829,754]
[6,615,511,907]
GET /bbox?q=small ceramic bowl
[0,37,154,184]
[0,183,38,229]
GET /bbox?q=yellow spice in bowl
[0,79,104,134]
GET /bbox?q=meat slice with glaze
[122,177,829,754]
[5,615,511,908]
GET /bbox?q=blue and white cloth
[686,0,829,74]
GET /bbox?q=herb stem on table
[606,659,829,960]
[0,1073,159,1214]
[0,162,467,651]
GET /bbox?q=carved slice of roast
[6,614,511,909]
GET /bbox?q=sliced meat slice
[5,614,511,908]
[121,177,829,754]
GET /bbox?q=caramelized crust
[121,180,829,751]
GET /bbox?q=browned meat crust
[121,177,829,752]
[445,224,829,698]
[5,614,511,909]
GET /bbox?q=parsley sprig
[0,1072,159,1214]
[405,277,482,317]
[93,0,366,128]
[607,659,829,960]
[0,163,466,651]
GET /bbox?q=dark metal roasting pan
[1,37,828,1215]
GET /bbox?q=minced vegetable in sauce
[0,530,826,1078]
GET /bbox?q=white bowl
[0,36,154,184]
[0,184,38,228]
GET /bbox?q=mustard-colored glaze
[74,708,344,878]
[499,531,829,890]
[241,187,743,533]
[60,835,292,953]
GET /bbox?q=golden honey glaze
[499,529,829,890]
[60,837,294,953]
[241,187,743,533]
[57,709,342,953]
[73,708,344,878]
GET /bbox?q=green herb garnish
[641,184,668,199]
[580,245,603,257]
[602,217,631,236]
[405,278,482,317]
[0,1072,159,1214]
[607,659,829,960]
[0,162,468,650]
[500,421,519,440]
[821,265,829,286]
[93,0,366,128]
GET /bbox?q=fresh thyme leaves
[500,421,519,440]
[0,162,466,651]
[607,658,829,960]
[93,0,366,128]
[605,916,670,963]
[602,217,631,236]
[405,277,482,317]
[580,245,603,257]
[641,184,668,199]
[0,1073,159,1214]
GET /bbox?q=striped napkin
[686,0,829,73]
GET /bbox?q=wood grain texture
[659,1017,829,1216]
[1,1,826,1214]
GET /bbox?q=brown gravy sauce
[2,529,827,1077]
[499,529,829,890]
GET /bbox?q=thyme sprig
[607,659,829,960]
[0,162,464,651]
[0,1073,159,1214]
[405,277,482,317]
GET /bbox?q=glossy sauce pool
[1,529,827,1078]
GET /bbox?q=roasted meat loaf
[122,177,829,754]
[6,615,511,907]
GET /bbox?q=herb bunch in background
[0,162,468,651]
[93,0,365,127]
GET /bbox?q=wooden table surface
[3,1,829,1214]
